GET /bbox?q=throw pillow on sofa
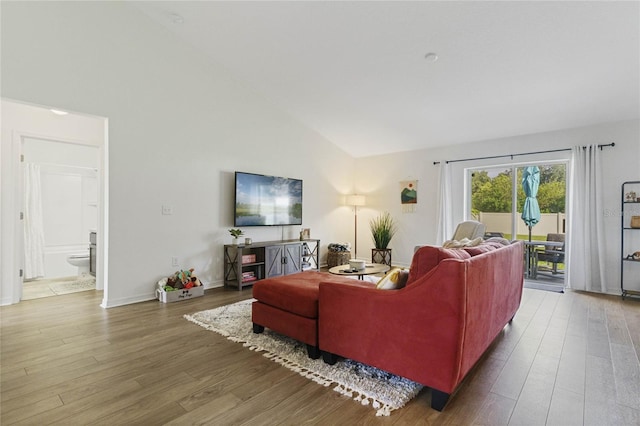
[464,242,500,256]
[376,268,409,290]
[485,236,511,246]
[481,240,506,250]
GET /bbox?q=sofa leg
[306,344,321,359]
[322,351,338,365]
[430,389,450,411]
[252,323,264,334]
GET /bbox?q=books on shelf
[242,271,257,282]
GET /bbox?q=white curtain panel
[24,163,46,279]
[566,145,606,292]
[436,162,453,245]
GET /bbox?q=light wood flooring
[22,276,96,300]
[1,286,639,425]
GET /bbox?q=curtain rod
[432,142,615,165]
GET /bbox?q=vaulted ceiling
[136,1,639,157]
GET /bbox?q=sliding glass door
[468,162,567,283]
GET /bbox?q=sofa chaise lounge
[252,271,369,358]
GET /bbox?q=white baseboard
[100,279,225,308]
[101,292,155,308]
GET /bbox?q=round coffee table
[328,263,390,280]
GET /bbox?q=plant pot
[372,248,392,266]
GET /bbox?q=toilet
[67,253,90,277]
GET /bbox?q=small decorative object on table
[631,216,640,229]
[229,228,244,245]
[349,259,366,271]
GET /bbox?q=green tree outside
[471,165,565,214]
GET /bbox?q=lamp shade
[346,194,366,206]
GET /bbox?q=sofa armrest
[318,259,468,393]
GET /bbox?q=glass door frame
[464,159,570,240]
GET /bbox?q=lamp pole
[354,205,359,259]
[346,194,366,259]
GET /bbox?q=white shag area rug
[184,299,423,416]
[49,277,96,295]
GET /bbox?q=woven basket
[631,216,640,229]
[327,251,351,267]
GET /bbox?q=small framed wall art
[400,180,418,213]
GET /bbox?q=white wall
[355,119,640,294]
[1,2,356,307]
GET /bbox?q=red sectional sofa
[318,240,524,411]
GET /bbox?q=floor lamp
[345,195,366,259]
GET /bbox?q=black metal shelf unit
[621,181,640,300]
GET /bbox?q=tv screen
[234,172,303,226]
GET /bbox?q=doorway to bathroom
[1,99,108,305]
[21,137,99,300]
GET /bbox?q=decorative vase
[232,237,238,245]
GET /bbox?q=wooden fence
[477,212,566,238]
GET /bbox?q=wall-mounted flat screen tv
[234,171,303,226]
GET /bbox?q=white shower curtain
[566,145,606,292]
[436,162,453,245]
[24,163,46,279]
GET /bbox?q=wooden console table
[223,239,320,290]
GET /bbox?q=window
[470,166,516,238]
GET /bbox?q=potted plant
[369,212,396,266]
[229,228,244,245]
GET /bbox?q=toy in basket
[157,268,204,303]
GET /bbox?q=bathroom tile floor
[22,276,96,300]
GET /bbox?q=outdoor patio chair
[535,233,565,276]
